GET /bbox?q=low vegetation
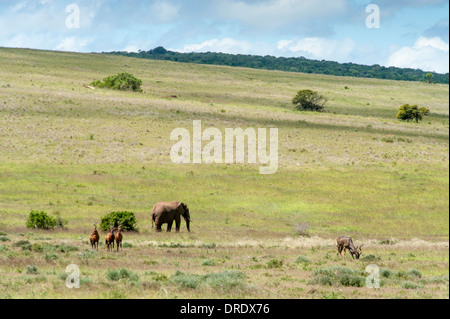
[0,47,447,299]
[292,89,327,112]
[396,104,430,123]
[90,72,143,92]
[26,210,66,230]
[100,211,138,232]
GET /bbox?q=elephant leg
[175,217,181,232]
[155,217,163,232]
[167,221,174,232]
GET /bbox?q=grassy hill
[0,47,448,299]
[106,47,450,84]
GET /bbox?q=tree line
[104,47,449,84]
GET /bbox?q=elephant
[151,201,191,232]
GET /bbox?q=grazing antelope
[89,224,99,251]
[336,236,363,260]
[115,225,123,252]
[105,225,115,252]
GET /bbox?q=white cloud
[216,0,348,32]
[277,37,356,62]
[56,37,93,52]
[387,36,449,73]
[151,0,180,23]
[176,38,257,54]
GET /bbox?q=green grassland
[0,47,448,299]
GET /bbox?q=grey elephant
[151,201,191,232]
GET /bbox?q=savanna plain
[0,47,448,299]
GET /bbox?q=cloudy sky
[0,0,449,73]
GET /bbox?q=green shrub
[0,231,6,236]
[339,274,365,287]
[267,259,283,269]
[172,271,202,289]
[172,270,246,291]
[295,255,311,263]
[0,236,10,242]
[44,252,58,261]
[26,210,61,230]
[57,244,79,253]
[396,104,430,123]
[204,271,246,291]
[78,249,97,265]
[100,211,137,232]
[14,240,32,251]
[402,281,422,289]
[407,269,422,279]
[380,268,394,278]
[31,244,43,252]
[316,275,333,286]
[91,73,143,92]
[107,268,140,283]
[202,259,216,266]
[292,89,327,112]
[54,213,68,229]
[312,266,367,287]
[26,265,38,275]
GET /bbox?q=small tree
[425,73,433,84]
[292,89,327,111]
[91,73,143,92]
[26,211,58,230]
[396,104,430,123]
[100,211,138,232]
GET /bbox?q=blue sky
[0,0,448,73]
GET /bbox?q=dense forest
[105,47,449,84]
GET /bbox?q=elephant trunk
[186,218,190,232]
[184,211,191,232]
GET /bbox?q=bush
[27,265,39,275]
[339,274,365,287]
[0,236,10,242]
[407,269,422,279]
[295,222,310,237]
[172,271,202,289]
[202,259,216,266]
[295,255,311,263]
[380,268,394,279]
[107,268,139,283]
[26,211,62,230]
[91,73,143,92]
[100,211,137,232]
[396,104,430,123]
[267,259,283,269]
[402,281,422,289]
[14,240,32,251]
[292,89,327,112]
[171,270,246,291]
[312,266,367,287]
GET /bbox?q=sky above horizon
[0,0,449,73]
